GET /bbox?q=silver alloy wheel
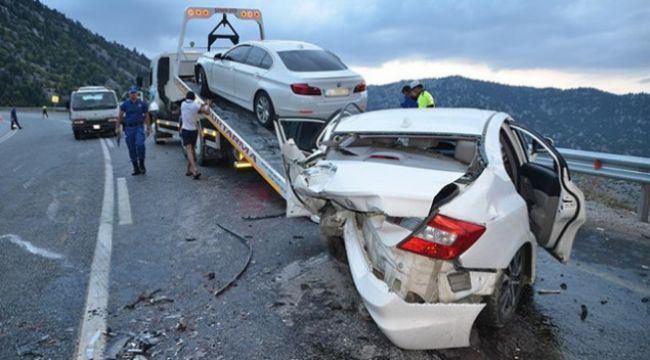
[255,95,271,125]
[499,249,524,317]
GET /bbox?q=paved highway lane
[1,110,648,359]
[0,112,106,359]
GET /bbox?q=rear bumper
[72,122,115,133]
[276,93,368,119]
[343,218,484,350]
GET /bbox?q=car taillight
[354,81,367,93]
[290,83,322,96]
[398,214,485,260]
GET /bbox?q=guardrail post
[641,184,650,223]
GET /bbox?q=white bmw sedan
[276,107,587,350]
[195,40,367,127]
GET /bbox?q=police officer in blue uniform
[117,86,151,175]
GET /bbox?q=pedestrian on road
[410,80,436,108]
[42,105,48,119]
[117,85,151,176]
[10,107,22,130]
[180,91,210,180]
[400,85,418,108]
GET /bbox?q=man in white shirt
[180,91,210,179]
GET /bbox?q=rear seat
[454,140,477,164]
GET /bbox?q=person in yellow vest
[410,80,435,108]
[42,105,48,119]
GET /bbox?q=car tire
[482,247,528,328]
[195,129,207,166]
[73,130,81,140]
[254,91,275,128]
[199,68,210,98]
[319,206,347,263]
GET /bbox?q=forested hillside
[369,76,650,157]
[0,0,149,106]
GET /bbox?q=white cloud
[352,58,650,94]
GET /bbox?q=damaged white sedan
[275,106,586,350]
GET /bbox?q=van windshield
[71,92,117,111]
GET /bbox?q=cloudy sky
[41,0,650,94]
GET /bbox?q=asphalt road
[0,111,648,359]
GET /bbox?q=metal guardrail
[540,148,650,223]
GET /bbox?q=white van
[69,86,119,140]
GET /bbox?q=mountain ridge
[367,76,650,157]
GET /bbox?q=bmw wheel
[483,247,528,328]
[254,91,275,128]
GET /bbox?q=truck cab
[69,86,119,140]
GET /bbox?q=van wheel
[482,247,528,328]
[254,91,275,128]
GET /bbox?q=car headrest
[454,140,477,165]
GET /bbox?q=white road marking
[106,139,115,148]
[117,178,133,225]
[74,138,114,360]
[0,129,17,144]
[0,234,65,260]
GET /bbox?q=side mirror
[214,53,222,60]
[544,136,555,146]
[531,141,548,155]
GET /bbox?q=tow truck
[149,7,290,195]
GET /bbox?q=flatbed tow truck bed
[174,77,287,197]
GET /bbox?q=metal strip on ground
[74,138,114,360]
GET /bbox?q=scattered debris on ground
[242,213,285,221]
[537,289,562,295]
[107,330,166,360]
[214,224,253,296]
[124,289,173,310]
[15,335,50,357]
[580,304,589,321]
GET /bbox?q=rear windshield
[278,50,347,72]
[326,135,481,172]
[71,92,117,111]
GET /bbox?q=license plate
[325,88,350,97]
[93,124,100,130]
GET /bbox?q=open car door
[274,104,364,217]
[509,124,586,262]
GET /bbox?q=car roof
[77,86,112,92]
[335,108,499,136]
[241,40,323,52]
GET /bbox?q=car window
[260,54,273,70]
[245,47,267,67]
[71,92,118,111]
[225,45,251,63]
[512,127,561,174]
[278,50,347,72]
[281,120,326,152]
[324,135,481,173]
